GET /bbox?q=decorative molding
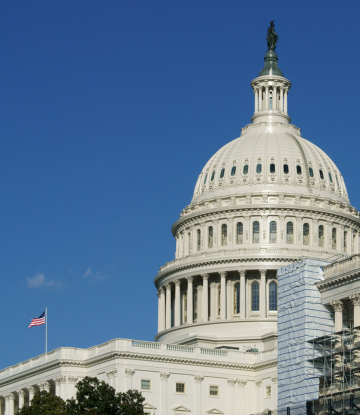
[68,376,78,384]
[330,299,344,311]
[159,372,170,380]
[201,273,209,280]
[27,386,36,394]
[124,368,135,378]
[4,393,15,401]
[106,369,118,378]
[54,376,66,385]
[194,375,204,383]
[39,381,50,391]
[350,293,360,306]
[237,379,247,387]
[255,379,262,387]
[17,389,26,397]
[227,378,237,386]
[271,375,278,383]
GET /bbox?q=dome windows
[269,281,278,312]
[256,164,262,174]
[319,169,324,180]
[234,283,240,314]
[243,165,249,175]
[253,221,260,243]
[236,222,243,244]
[231,166,236,176]
[318,225,324,247]
[296,165,302,175]
[328,172,333,183]
[197,229,201,251]
[269,221,277,243]
[283,164,289,174]
[203,174,208,184]
[270,163,275,173]
[251,282,260,312]
[211,171,215,181]
[286,222,294,244]
[303,223,310,245]
[309,167,314,177]
[220,168,225,179]
[221,224,227,246]
[335,175,340,187]
[208,227,213,248]
[332,228,337,250]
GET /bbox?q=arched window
[221,224,227,246]
[286,222,294,244]
[197,229,201,251]
[217,285,221,316]
[253,221,260,243]
[208,227,213,248]
[237,222,243,244]
[234,283,240,314]
[319,169,324,180]
[188,232,191,254]
[203,173,208,184]
[183,291,187,323]
[270,163,275,173]
[283,164,289,174]
[220,168,225,179]
[193,288,198,322]
[269,221,277,243]
[296,165,302,175]
[309,167,314,177]
[344,231,347,252]
[332,228,337,250]
[269,281,278,311]
[243,165,249,175]
[211,171,215,181]
[256,164,262,174]
[251,282,260,312]
[231,166,236,176]
[303,223,310,245]
[329,172,333,183]
[318,225,324,247]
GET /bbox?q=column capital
[124,368,135,377]
[27,386,36,394]
[350,293,360,306]
[255,379,262,387]
[227,378,237,386]
[160,372,170,380]
[174,279,181,287]
[260,269,267,277]
[157,290,161,298]
[54,376,66,385]
[194,375,204,383]
[219,271,228,278]
[165,283,172,290]
[68,376,78,384]
[331,299,344,311]
[17,389,26,397]
[238,270,246,278]
[237,379,247,387]
[186,276,193,283]
[201,273,209,280]
[158,286,164,294]
[4,393,15,401]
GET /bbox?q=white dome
[193,123,349,206]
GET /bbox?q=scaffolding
[306,326,360,414]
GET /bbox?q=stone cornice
[316,269,360,293]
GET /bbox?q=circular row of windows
[203,164,339,186]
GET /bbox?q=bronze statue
[267,21,279,51]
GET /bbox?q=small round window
[256,164,262,174]
[231,166,236,176]
[296,165,302,175]
[243,165,249,175]
[309,167,314,177]
[203,173,208,184]
[211,171,215,181]
[220,168,225,179]
[283,164,289,174]
[270,163,275,173]
[328,172,333,183]
[319,169,324,180]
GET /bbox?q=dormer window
[328,172,333,183]
[319,169,324,180]
[296,165,302,175]
[283,164,289,174]
[256,164,262,174]
[243,165,249,175]
[211,171,215,181]
[309,167,314,177]
[220,168,225,179]
[231,166,236,176]
[270,163,275,173]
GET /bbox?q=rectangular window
[141,380,151,390]
[210,385,219,396]
[176,383,185,393]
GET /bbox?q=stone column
[165,284,172,329]
[125,369,135,391]
[54,376,66,398]
[351,293,360,327]
[240,270,246,318]
[202,274,209,322]
[254,89,258,113]
[260,269,267,318]
[237,380,247,414]
[5,393,15,415]
[160,372,170,415]
[187,277,193,324]
[67,377,78,399]
[265,85,269,110]
[280,87,284,111]
[194,375,204,415]
[158,287,165,332]
[227,379,236,415]
[174,280,181,326]
[274,86,278,110]
[28,387,36,406]
[17,390,25,411]
[220,272,227,320]
[331,299,344,332]
[258,87,262,111]
[284,88,288,113]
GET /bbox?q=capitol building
[1,25,359,415]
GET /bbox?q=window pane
[269,282,277,311]
[193,289,198,321]
[233,283,240,314]
[256,164,262,174]
[303,223,310,245]
[197,229,201,251]
[210,386,219,396]
[319,225,324,247]
[329,172,333,183]
[221,224,227,246]
[251,282,259,312]
[208,227,213,248]
[296,165,302,175]
[309,167,314,177]
[141,380,151,390]
[237,222,243,244]
[176,383,185,393]
[270,163,275,173]
[270,221,277,243]
[211,171,215,181]
[243,165,249,175]
[231,166,236,176]
[203,173,207,184]
[332,228,337,250]
[319,169,324,180]
[253,221,260,243]
[283,164,289,174]
[220,168,225,178]
[286,222,294,244]
[217,285,221,316]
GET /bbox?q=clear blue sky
[1,0,360,369]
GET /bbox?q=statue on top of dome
[267,21,279,51]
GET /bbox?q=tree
[66,376,144,415]
[18,390,67,415]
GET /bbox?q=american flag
[29,311,45,328]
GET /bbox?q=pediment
[173,405,191,413]
[143,402,157,410]
[206,409,224,415]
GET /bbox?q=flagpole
[45,306,48,354]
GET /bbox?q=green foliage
[18,390,67,415]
